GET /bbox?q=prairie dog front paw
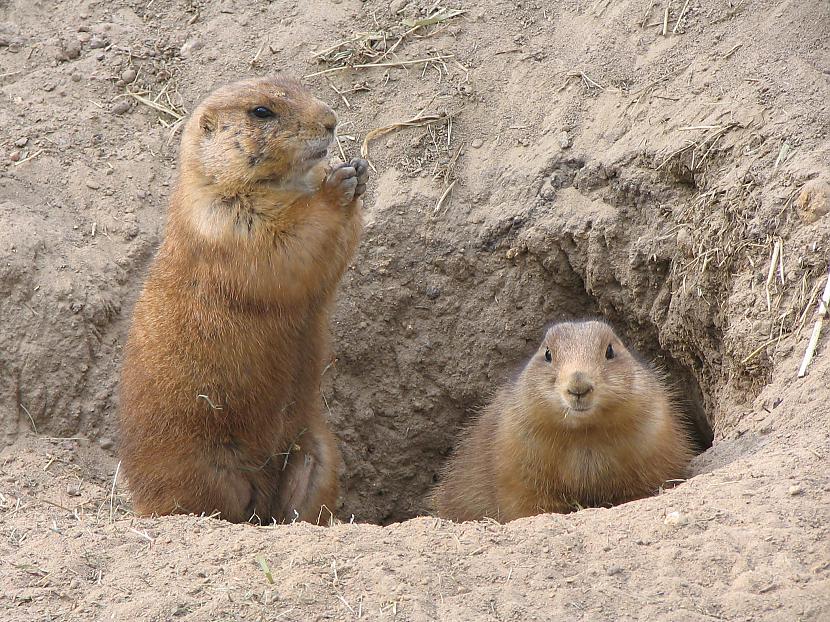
[323,163,358,207]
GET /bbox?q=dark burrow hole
[360,257,715,526]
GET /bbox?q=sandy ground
[1,0,829,620]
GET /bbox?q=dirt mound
[1,0,829,619]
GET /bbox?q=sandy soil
[1,0,829,620]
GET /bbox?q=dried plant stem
[127,91,184,120]
[765,239,781,312]
[19,403,38,433]
[798,265,830,378]
[109,461,121,522]
[13,150,44,166]
[672,0,691,33]
[305,54,453,78]
[360,112,451,168]
[434,179,457,214]
[641,1,656,27]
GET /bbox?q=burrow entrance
[330,190,719,525]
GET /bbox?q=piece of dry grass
[124,81,186,126]
[402,7,465,28]
[640,1,656,27]
[772,140,791,175]
[307,5,464,78]
[657,123,738,172]
[126,91,183,120]
[128,526,155,543]
[360,111,453,169]
[723,43,743,59]
[19,403,37,433]
[765,238,782,312]
[108,461,121,522]
[560,71,605,92]
[256,556,275,584]
[798,265,830,378]
[305,54,454,78]
[434,179,457,214]
[12,150,44,167]
[673,0,692,33]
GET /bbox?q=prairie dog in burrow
[433,320,695,522]
[118,76,368,524]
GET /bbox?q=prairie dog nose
[566,372,594,398]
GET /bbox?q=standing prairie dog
[434,320,694,522]
[118,76,368,524]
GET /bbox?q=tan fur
[118,76,367,524]
[433,320,695,523]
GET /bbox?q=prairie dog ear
[199,110,217,135]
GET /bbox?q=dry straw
[797,265,830,378]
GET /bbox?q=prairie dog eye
[544,347,552,363]
[251,106,275,119]
[605,343,615,360]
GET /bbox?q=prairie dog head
[180,76,337,191]
[522,320,648,429]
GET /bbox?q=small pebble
[112,100,130,115]
[63,39,81,60]
[558,131,571,149]
[9,150,21,162]
[85,179,100,190]
[71,73,82,82]
[88,36,108,49]
[471,138,483,149]
[66,483,81,497]
[180,38,204,58]
[14,137,28,147]
[124,224,140,240]
[664,510,687,526]
[606,565,623,576]
[120,68,137,84]
[98,438,114,450]
[788,484,803,496]
[797,179,830,224]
